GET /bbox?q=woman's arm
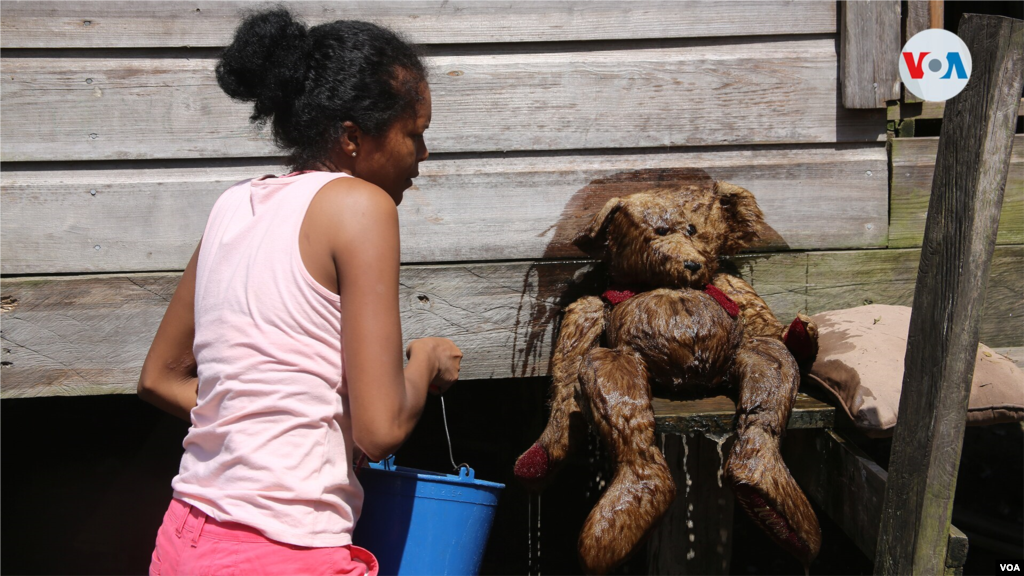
[138,242,201,421]
[320,178,460,462]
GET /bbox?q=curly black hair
[216,8,428,168]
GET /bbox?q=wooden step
[653,392,834,435]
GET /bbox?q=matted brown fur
[514,174,821,573]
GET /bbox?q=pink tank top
[173,170,359,547]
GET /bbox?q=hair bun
[216,8,310,121]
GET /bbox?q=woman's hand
[407,337,462,395]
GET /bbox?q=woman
[139,8,462,575]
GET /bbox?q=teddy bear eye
[685,224,697,236]
[654,226,671,236]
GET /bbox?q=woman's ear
[573,197,623,257]
[716,181,764,255]
[339,121,361,157]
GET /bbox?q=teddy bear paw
[514,443,551,487]
[783,313,818,371]
[726,427,821,569]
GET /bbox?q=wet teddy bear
[514,172,821,573]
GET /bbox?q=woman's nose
[418,142,429,162]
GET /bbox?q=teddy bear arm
[710,273,786,340]
[514,296,607,488]
[543,296,608,456]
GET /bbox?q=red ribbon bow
[600,285,739,319]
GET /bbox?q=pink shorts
[150,498,378,576]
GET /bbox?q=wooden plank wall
[1,1,1019,399]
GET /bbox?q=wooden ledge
[650,345,1022,436]
[652,391,834,436]
[890,97,1024,121]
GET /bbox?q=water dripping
[682,433,692,497]
[526,493,542,575]
[682,433,694,563]
[524,487,540,573]
[527,495,532,574]
[704,430,734,488]
[585,429,609,499]
[536,494,542,576]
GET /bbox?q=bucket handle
[457,463,475,480]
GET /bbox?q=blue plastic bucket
[352,457,505,575]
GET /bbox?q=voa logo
[899,28,972,102]
[1000,562,1021,572]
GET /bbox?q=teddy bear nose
[684,261,702,272]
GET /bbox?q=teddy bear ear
[715,181,765,255]
[572,197,623,257]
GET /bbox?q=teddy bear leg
[575,347,676,575]
[725,337,821,569]
[515,296,607,489]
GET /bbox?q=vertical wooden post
[929,1,945,30]
[841,0,902,108]
[905,1,945,103]
[874,14,1024,576]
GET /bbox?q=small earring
[351,152,357,157]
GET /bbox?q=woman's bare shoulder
[308,175,399,254]
[319,175,396,210]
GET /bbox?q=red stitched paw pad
[735,485,812,563]
[783,316,814,365]
[514,444,550,480]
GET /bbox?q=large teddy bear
[514,171,821,573]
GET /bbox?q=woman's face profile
[356,83,432,205]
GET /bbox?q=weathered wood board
[0,1,838,48]
[877,16,1024,575]
[3,247,1020,398]
[652,394,833,437]
[890,136,1023,247]
[804,246,1023,347]
[896,97,1024,120]
[903,1,942,104]
[782,429,969,571]
[992,346,1024,368]
[840,0,902,108]
[646,432,736,575]
[0,40,887,162]
[0,145,888,274]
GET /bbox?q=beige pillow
[806,305,1024,437]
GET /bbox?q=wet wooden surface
[652,393,834,435]
[647,433,736,574]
